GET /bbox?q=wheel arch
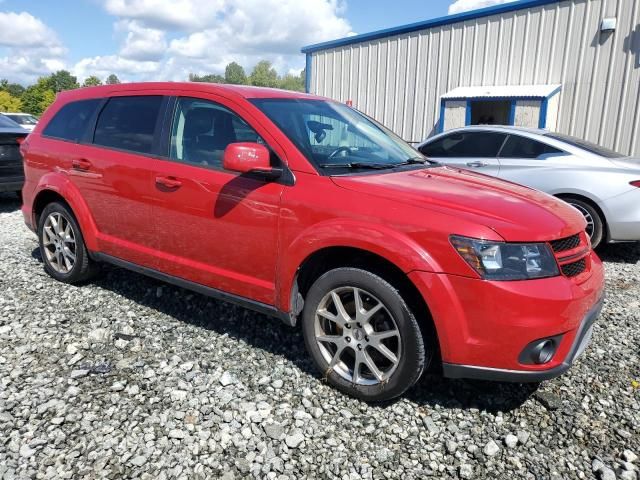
[285,245,441,365]
[31,175,99,251]
[554,192,608,242]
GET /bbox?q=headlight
[450,235,559,281]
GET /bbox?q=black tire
[560,197,604,248]
[301,267,428,402]
[37,201,97,283]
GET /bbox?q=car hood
[330,166,585,242]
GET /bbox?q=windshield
[251,98,427,171]
[6,114,38,125]
[545,132,625,158]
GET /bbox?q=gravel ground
[0,192,638,480]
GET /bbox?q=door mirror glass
[223,142,278,177]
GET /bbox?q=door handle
[155,175,182,189]
[72,158,92,170]
[466,161,488,168]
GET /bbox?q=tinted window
[499,135,564,159]
[42,99,101,142]
[544,132,624,158]
[170,97,263,169]
[93,96,163,154]
[420,132,507,158]
[0,115,20,128]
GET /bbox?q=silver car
[418,126,640,248]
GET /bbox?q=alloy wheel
[314,286,401,386]
[42,212,77,274]
[569,202,595,239]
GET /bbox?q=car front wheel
[301,267,428,402]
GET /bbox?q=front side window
[251,99,425,172]
[170,97,263,169]
[42,99,101,142]
[420,132,507,158]
[93,96,163,154]
[499,135,564,159]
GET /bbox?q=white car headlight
[450,235,559,281]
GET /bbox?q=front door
[419,130,505,177]
[149,95,286,305]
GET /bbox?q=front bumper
[409,251,605,382]
[441,295,603,382]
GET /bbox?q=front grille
[550,234,581,253]
[561,259,586,277]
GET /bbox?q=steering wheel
[327,146,352,160]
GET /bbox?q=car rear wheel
[301,267,428,401]
[38,202,97,283]
[561,197,604,248]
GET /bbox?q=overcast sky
[0,0,517,85]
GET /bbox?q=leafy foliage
[83,76,103,87]
[106,74,121,85]
[189,73,225,83]
[0,91,22,112]
[249,61,279,88]
[0,80,25,99]
[224,62,247,85]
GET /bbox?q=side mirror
[223,142,282,179]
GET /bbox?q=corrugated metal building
[301,0,640,155]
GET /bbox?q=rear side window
[499,135,564,159]
[42,99,101,142]
[420,132,507,158]
[93,96,163,154]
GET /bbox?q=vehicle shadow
[596,242,640,264]
[0,193,21,213]
[31,249,536,413]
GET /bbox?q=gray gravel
[0,193,638,479]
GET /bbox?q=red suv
[21,83,605,401]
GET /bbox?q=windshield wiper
[396,156,440,166]
[320,162,395,169]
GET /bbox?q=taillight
[631,180,640,188]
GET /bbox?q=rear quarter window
[42,99,102,142]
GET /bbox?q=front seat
[183,108,216,165]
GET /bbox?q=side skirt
[91,252,295,326]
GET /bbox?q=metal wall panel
[309,0,640,155]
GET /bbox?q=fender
[276,218,442,312]
[32,172,100,252]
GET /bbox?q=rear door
[47,94,169,268]
[496,134,567,189]
[419,131,505,177]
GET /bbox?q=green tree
[0,91,22,112]
[189,73,225,83]
[45,70,79,93]
[0,79,25,98]
[224,62,247,85]
[278,73,304,92]
[249,61,278,88]
[21,78,56,116]
[83,76,103,87]
[106,74,121,85]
